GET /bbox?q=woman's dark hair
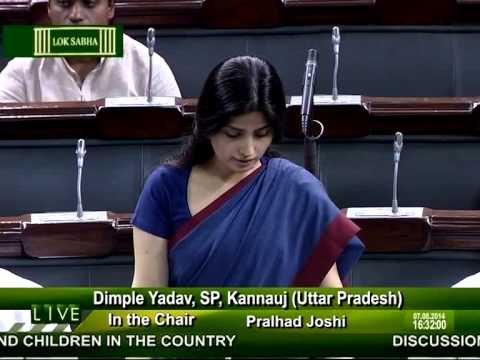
[173,56,286,167]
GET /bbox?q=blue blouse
[132,164,193,239]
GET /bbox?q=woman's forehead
[228,111,267,128]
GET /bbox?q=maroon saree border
[168,164,264,250]
[292,214,361,286]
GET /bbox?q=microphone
[301,49,318,136]
[332,26,340,55]
[392,132,403,214]
[394,131,403,162]
[75,139,86,219]
[331,26,340,101]
[146,27,156,103]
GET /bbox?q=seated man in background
[0,0,181,102]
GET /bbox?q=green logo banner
[3,25,123,57]
[0,288,479,357]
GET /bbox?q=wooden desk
[2,97,480,140]
[2,209,480,258]
[0,212,132,258]
[0,99,188,139]
[347,208,480,252]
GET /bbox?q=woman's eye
[255,130,271,137]
[224,131,240,138]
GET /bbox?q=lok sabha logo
[3,26,123,57]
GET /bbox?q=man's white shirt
[0,34,181,102]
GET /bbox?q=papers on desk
[290,94,362,106]
[30,211,109,224]
[104,96,176,108]
[346,207,425,219]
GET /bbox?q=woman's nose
[239,137,255,157]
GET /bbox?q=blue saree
[167,158,364,286]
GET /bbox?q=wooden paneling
[365,97,477,136]
[3,209,480,257]
[2,97,480,140]
[202,0,283,28]
[0,0,30,24]
[285,103,370,138]
[1,0,477,27]
[0,100,99,139]
[0,99,189,139]
[286,96,480,138]
[0,212,132,257]
[457,0,480,23]
[114,0,202,27]
[349,208,480,252]
[284,0,376,25]
[24,0,203,26]
[430,210,480,249]
[375,0,457,25]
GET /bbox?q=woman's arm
[320,263,343,288]
[132,226,169,287]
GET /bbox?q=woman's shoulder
[267,157,317,181]
[149,163,189,179]
[145,164,190,189]
[267,157,327,195]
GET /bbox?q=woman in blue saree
[132,56,364,287]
